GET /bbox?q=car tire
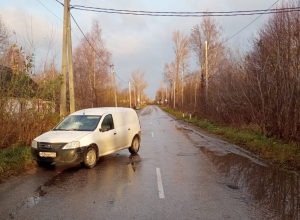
[83,147,97,169]
[129,136,140,154]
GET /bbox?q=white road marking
[151,132,154,137]
[156,168,165,199]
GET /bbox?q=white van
[31,107,141,168]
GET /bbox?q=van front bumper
[31,147,87,164]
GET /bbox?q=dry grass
[161,106,300,171]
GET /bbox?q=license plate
[39,152,56,158]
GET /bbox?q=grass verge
[0,145,35,182]
[161,106,300,171]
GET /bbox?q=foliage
[0,145,35,181]
[0,110,60,149]
[159,1,300,145]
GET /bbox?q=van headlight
[63,141,80,149]
[31,140,37,148]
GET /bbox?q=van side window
[101,114,114,130]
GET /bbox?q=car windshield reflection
[53,115,101,131]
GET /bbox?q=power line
[43,1,127,84]
[114,71,128,83]
[50,0,109,65]
[36,0,81,41]
[70,13,111,67]
[72,8,300,17]
[225,0,280,42]
[37,0,64,22]
[54,0,63,6]
[71,4,300,17]
[72,5,300,14]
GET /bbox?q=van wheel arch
[89,144,99,158]
[82,144,98,169]
[128,135,140,154]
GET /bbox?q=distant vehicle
[135,106,140,110]
[31,107,141,168]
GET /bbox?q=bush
[0,109,60,149]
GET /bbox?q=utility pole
[60,0,68,117]
[92,30,96,108]
[134,88,136,106]
[195,78,197,111]
[67,0,75,113]
[173,81,175,108]
[182,69,184,110]
[205,40,208,107]
[166,87,167,105]
[162,78,164,105]
[129,81,131,108]
[111,65,117,107]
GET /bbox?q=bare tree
[73,20,112,109]
[131,68,148,106]
[190,16,225,112]
[172,30,190,108]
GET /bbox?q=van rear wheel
[129,136,140,154]
[83,147,97,169]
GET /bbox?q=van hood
[35,130,92,143]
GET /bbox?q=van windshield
[53,115,102,131]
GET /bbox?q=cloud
[0,0,280,98]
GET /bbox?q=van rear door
[123,110,139,146]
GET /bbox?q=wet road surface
[0,105,300,219]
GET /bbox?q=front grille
[38,142,67,150]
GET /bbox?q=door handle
[114,132,117,135]
[128,128,131,130]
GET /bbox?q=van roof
[71,107,134,116]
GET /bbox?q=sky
[0,0,281,99]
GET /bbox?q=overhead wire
[115,72,128,83]
[54,1,287,84]
[72,4,299,15]
[71,4,299,17]
[54,0,63,6]
[225,0,280,42]
[37,0,129,87]
[70,13,111,67]
[36,0,81,41]
[71,13,129,83]
[71,8,300,17]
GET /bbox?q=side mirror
[100,125,110,132]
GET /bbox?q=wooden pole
[129,81,131,108]
[67,0,75,113]
[60,0,68,117]
[112,65,117,107]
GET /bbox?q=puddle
[200,146,300,219]
[177,153,198,156]
[127,154,141,172]
[174,123,183,131]
[9,165,82,219]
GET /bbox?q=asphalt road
[0,105,299,220]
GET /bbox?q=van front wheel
[83,147,97,169]
[129,136,140,154]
